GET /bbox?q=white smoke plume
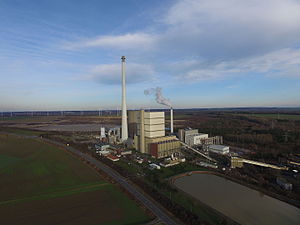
[144,87,172,107]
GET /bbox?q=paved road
[44,138,180,225]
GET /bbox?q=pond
[174,173,300,225]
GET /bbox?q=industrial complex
[90,56,296,176]
[92,56,233,167]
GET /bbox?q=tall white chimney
[121,56,128,141]
[170,107,173,133]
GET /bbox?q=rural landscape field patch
[0,134,150,225]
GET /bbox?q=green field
[0,134,150,225]
[0,127,46,136]
[243,113,300,120]
[0,154,20,169]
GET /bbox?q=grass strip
[0,182,110,206]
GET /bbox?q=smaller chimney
[170,108,173,133]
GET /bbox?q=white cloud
[237,48,300,73]
[166,0,300,28]
[64,0,300,83]
[85,63,155,84]
[64,33,156,51]
[160,0,300,58]
[65,0,300,58]
[177,48,300,82]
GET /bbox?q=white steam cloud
[144,87,172,108]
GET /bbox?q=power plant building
[148,136,181,158]
[201,136,223,145]
[100,127,105,138]
[128,110,180,158]
[178,128,198,143]
[144,111,165,138]
[208,144,229,155]
[185,133,208,146]
[178,128,223,147]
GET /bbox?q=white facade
[145,130,165,138]
[145,124,164,131]
[144,111,164,119]
[97,150,110,156]
[95,144,110,151]
[149,163,161,170]
[185,133,208,146]
[144,111,165,138]
[144,118,165,125]
[121,150,132,155]
[178,129,198,143]
[100,127,105,138]
[208,145,230,155]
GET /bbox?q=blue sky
[0,0,300,111]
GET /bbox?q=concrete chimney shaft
[170,108,173,133]
[121,56,128,141]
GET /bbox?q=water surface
[174,173,300,225]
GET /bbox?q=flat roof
[186,133,208,137]
[209,144,229,150]
[106,154,119,160]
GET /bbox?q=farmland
[0,134,150,225]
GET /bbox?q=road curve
[44,138,180,225]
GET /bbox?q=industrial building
[160,154,186,167]
[97,150,110,156]
[178,128,198,143]
[95,143,110,151]
[178,128,223,148]
[185,133,208,146]
[106,154,120,162]
[100,127,105,138]
[148,136,181,158]
[201,136,223,145]
[149,163,161,170]
[208,144,230,155]
[106,127,121,144]
[128,110,181,158]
